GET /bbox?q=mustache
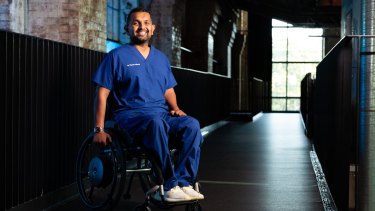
[136,28,149,33]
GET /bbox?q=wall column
[213,6,238,76]
[357,0,375,210]
[182,0,217,72]
[149,0,186,66]
[231,10,248,111]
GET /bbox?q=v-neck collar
[130,44,153,62]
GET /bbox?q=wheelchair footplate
[133,184,203,211]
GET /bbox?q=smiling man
[91,7,204,202]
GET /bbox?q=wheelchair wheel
[76,134,126,210]
[134,204,152,211]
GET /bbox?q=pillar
[182,0,217,72]
[149,0,186,66]
[213,4,238,76]
[357,0,375,210]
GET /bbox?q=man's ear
[150,24,156,36]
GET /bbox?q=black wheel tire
[134,204,152,211]
[76,134,126,210]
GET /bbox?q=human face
[127,12,155,45]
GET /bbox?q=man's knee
[147,116,169,132]
[179,116,201,134]
[142,116,169,148]
[188,117,200,131]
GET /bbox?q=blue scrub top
[92,44,177,119]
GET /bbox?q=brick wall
[78,0,106,51]
[149,0,191,66]
[28,0,80,46]
[150,0,178,66]
[1,0,106,52]
[29,0,106,52]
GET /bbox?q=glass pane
[107,0,113,8]
[113,0,119,9]
[272,98,286,111]
[113,10,119,40]
[287,98,300,111]
[107,8,113,39]
[288,28,323,62]
[272,19,293,27]
[272,63,287,97]
[272,28,287,61]
[287,63,318,97]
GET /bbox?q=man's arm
[165,88,186,116]
[93,86,112,145]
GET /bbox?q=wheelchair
[76,120,203,211]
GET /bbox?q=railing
[251,77,265,115]
[313,36,353,211]
[300,73,314,137]
[1,30,232,210]
[302,35,375,211]
[171,66,231,127]
[0,30,105,210]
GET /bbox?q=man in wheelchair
[91,7,204,203]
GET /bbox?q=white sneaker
[181,186,204,200]
[158,186,192,202]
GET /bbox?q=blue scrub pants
[116,112,203,191]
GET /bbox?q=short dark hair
[124,7,152,34]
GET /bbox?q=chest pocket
[116,63,166,102]
[120,64,143,82]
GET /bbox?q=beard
[130,29,151,45]
[130,36,150,45]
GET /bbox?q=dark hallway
[50,113,324,211]
[2,0,373,210]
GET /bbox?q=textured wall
[28,1,80,47]
[0,0,25,33]
[149,0,186,66]
[78,0,106,51]
[1,0,106,52]
[29,0,106,52]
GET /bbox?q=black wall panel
[314,36,353,211]
[1,30,105,210]
[1,30,231,210]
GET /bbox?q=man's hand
[170,109,187,117]
[165,88,187,117]
[93,132,112,146]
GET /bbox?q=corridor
[53,113,324,211]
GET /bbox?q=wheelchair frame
[76,121,203,211]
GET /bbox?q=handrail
[171,65,230,79]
